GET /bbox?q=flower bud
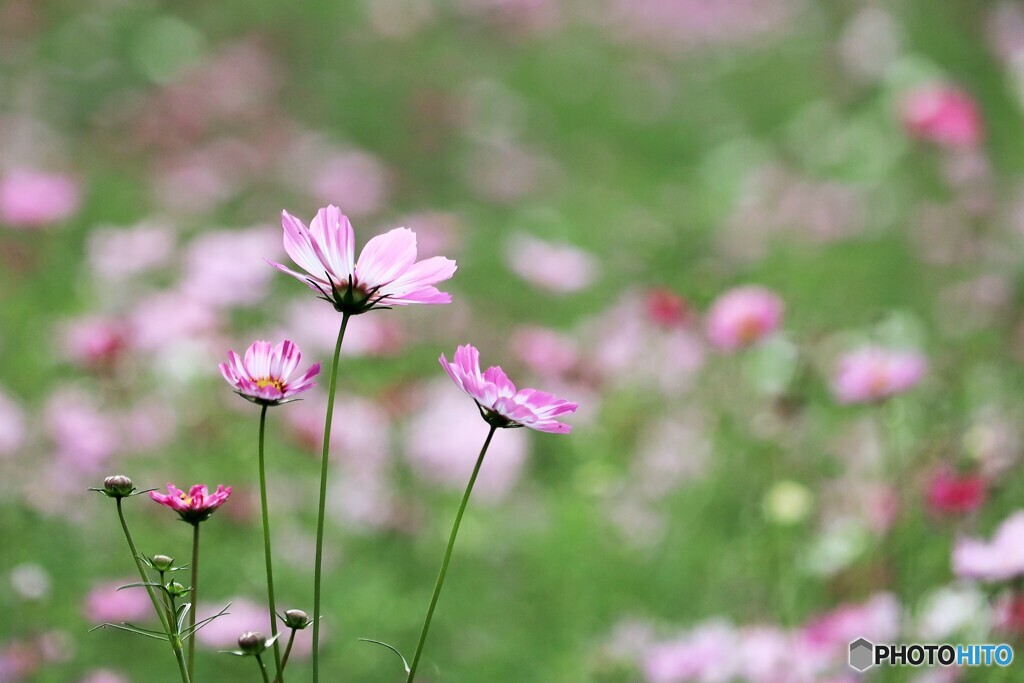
[283,609,310,629]
[166,581,189,598]
[103,475,134,498]
[237,631,267,656]
[151,555,174,572]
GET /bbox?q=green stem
[169,594,192,683]
[188,523,200,680]
[273,629,298,683]
[115,498,171,635]
[406,424,498,683]
[256,653,272,683]
[313,312,350,683]
[258,404,284,681]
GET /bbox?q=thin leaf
[358,638,411,674]
[176,602,192,633]
[181,603,232,639]
[90,622,170,642]
[116,582,163,591]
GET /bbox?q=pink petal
[308,205,355,283]
[355,227,419,289]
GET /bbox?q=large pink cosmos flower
[440,344,578,433]
[150,484,232,525]
[219,340,320,406]
[269,205,457,314]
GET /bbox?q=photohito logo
[848,638,1014,672]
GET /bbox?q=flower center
[179,493,193,506]
[255,377,286,392]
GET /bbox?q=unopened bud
[237,631,267,655]
[283,609,310,629]
[151,555,174,572]
[166,581,189,598]
[103,475,134,498]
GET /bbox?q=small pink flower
[644,288,690,328]
[219,339,320,406]
[0,169,80,229]
[705,285,784,351]
[831,347,927,404]
[149,484,232,525]
[440,344,578,433]
[269,205,457,313]
[901,85,984,149]
[926,466,987,516]
[953,510,1024,581]
[59,316,127,369]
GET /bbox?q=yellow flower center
[179,493,192,505]
[255,377,286,392]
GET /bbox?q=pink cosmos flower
[831,347,928,404]
[953,511,1024,581]
[705,285,784,351]
[0,169,80,229]
[269,204,457,314]
[440,344,578,433]
[219,339,320,406]
[901,85,984,149]
[149,484,232,525]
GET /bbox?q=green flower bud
[283,609,311,629]
[103,475,135,498]
[151,555,174,572]
[166,581,189,598]
[237,631,267,656]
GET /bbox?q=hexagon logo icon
[849,638,875,672]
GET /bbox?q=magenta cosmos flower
[900,85,983,149]
[269,205,457,314]
[831,347,927,404]
[150,484,231,525]
[440,344,578,433]
[220,340,320,406]
[705,285,784,352]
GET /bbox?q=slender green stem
[188,523,200,680]
[172,637,191,683]
[313,312,350,683]
[258,404,284,681]
[273,629,298,683]
[406,425,498,683]
[256,654,272,683]
[116,498,170,634]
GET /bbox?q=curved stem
[406,424,498,683]
[116,498,170,634]
[173,637,191,683]
[187,523,200,680]
[273,629,298,683]
[258,404,284,681]
[256,653,272,683]
[313,312,350,682]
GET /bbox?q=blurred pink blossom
[801,593,901,660]
[182,227,281,309]
[84,580,153,624]
[901,85,984,149]
[0,169,80,229]
[831,347,927,404]
[310,152,391,217]
[458,0,562,36]
[128,291,219,353]
[705,285,784,351]
[59,316,128,369]
[46,389,119,472]
[925,466,987,517]
[282,297,404,358]
[511,326,580,379]
[953,510,1024,581]
[87,222,176,282]
[0,389,26,457]
[642,620,738,683]
[405,382,528,503]
[504,233,598,293]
